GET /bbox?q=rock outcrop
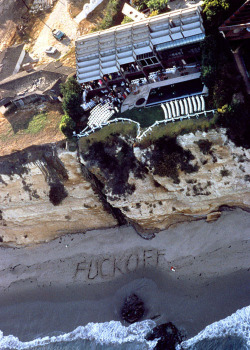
[0,129,249,246]
[79,129,250,232]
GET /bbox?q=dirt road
[29,0,78,64]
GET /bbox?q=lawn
[118,105,164,128]
[139,112,218,147]
[24,112,48,134]
[79,121,138,153]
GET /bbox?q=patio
[121,66,202,112]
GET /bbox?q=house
[75,5,205,89]
[0,44,26,82]
[219,0,250,94]
[0,62,75,114]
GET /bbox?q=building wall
[75,0,104,23]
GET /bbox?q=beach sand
[0,208,249,342]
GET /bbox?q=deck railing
[77,109,216,141]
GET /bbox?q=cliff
[0,129,249,245]
[0,144,118,245]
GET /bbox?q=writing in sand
[75,249,166,281]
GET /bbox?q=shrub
[121,16,133,24]
[148,9,159,17]
[60,77,82,121]
[195,139,213,155]
[220,168,230,177]
[200,35,218,89]
[59,114,76,138]
[82,136,147,196]
[49,183,68,206]
[95,0,125,30]
[202,0,230,29]
[149,137,198,183]
[146,0,168,12]
[131,0,148,11]
[217,102,250,148]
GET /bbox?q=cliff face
[79,129,250,232]
[0,144,117,245]
[0,129,249,245]
[114,130,250,231]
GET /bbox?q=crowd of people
[81,79,134,112]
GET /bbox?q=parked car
[45,47,58,55]
[52,29,65,41]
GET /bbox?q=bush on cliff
[49,183,68,206]
[59,114,76,138]
[148,137,198,183]
[82,136,147,197]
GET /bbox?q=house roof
[75,5,204,83]
[0,64,75,98]
[219,1,250,40]
[0,62,75,106]
[0,44,25,82]
[0,89,16,106]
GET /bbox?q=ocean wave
[0,320,158,350]
[178,305,250,349]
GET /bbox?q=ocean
[0,306,249,350]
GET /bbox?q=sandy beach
[0,208,249,342]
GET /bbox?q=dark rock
[121,294,144,323]
[146,322,183,350]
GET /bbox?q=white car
[45,46,57,55]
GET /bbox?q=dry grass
[68,0,89,18]
[0,102,65,156]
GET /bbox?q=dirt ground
[0,102,64,156]
[0,0,32,50]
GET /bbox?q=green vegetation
[147,0,168,12]
[202,0,230,29]
[132,0,168,12]
[81,130,147,196]
[49,183,68,206]
[24,112,47,134]
[139,112,217,147]
[200,0,250,149]
[60,77,83,122]
[217,101,250,148]
[94,0,125,31]
[148,136,199,183]
[119,106,164,128]
[202,0,245,32]
[195,139,213,155]
[121,16,133,24]
[79,122,137,153]
[59,114,76,138]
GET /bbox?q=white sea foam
[178,305,250,349]
[0,320,157,350]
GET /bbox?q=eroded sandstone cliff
[0,144,118,245]
[0,129,249,245]
[79,129,250,232]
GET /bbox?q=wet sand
[0,208,249,341]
